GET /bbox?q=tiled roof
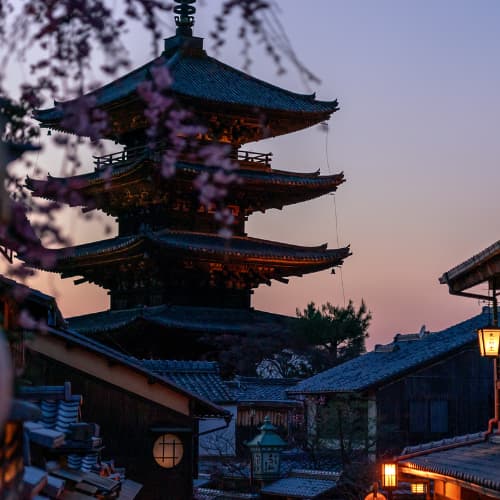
[29,159,343,189]
[35,37,337,123]
[228,377,300,404]
[153,231,348,263]
[401,432,485,455]
[138,360,233,403]
[26,230,350,280]
[398,435,500,493]
[261,476,337,499]
[290,310,489,394]
[37,230,348,265]
[68,305,293,336]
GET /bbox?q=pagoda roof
[26,159,344,214]
[24,229,349,276]
[28,160,343,191]
[68,304,293,338]
[34,35,338,140]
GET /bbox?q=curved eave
[152,231,351,269]
[24,231,350,278]
[26,161,345,212]
[35,94,338,124]
[439,239,500,294]
[35,96,337,142]
[34,42,339,139]
[25,158,147,206]
[68,305,294,336]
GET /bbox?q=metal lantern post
[477,284,500,424]
[246,416,287,483]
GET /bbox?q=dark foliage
[292,300,371,375]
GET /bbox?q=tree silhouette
[293,300,371,374]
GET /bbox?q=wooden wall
[376,346,493,455]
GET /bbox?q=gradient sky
[10,0,500,348]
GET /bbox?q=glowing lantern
[381,462,397,489]
[477,327,500,357]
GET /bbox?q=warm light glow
[477,327,500,357]
[381,463,397,488]
[152,434,183,468]
[411,483,426,494]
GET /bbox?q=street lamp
[477,327,500,357]
[381,462,397,500]
[477,288,500,426]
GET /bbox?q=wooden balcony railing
[230,150,272,168]
[93,146,272,170]
[93,144,147,169]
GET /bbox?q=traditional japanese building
[25,0,350,364]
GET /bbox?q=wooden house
[24,322,230,499]
[138,360,237,457]
[395,432,500,500]
[399,238,500,499]
[289,313,494,461]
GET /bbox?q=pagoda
[25,0,350,362]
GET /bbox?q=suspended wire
[324,123,346,307]
[259,2,318,93]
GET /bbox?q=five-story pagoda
[26,0,350,362]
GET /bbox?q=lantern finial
[174,0,196,37]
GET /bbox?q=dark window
[409,400,448,434]
[430,400,448,433]
[409,400,427,433]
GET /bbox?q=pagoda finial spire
[174,0,196,37]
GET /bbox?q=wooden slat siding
[430,400,448,433]
[237,409,290,428]
[409,401,427,433]
[376,347,492,456]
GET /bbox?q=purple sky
[13,0,500,348]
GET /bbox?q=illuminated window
[152,434,183,468]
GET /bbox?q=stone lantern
[246,416,287,482]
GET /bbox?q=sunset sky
[12,0,500,348]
